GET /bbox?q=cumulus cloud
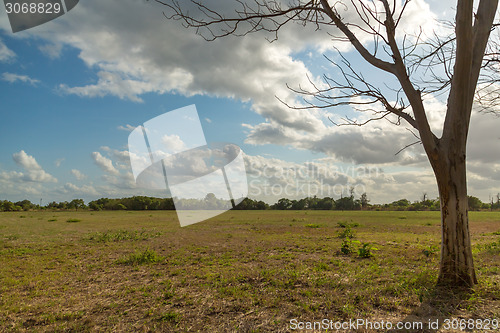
[13,150,42,170]
[8,150,57,183]
[61,183,99,196]
[91,151,119,174]
[161,134,187,153]
[14,0,333,131]
[242,152,439,204]
[70,169,86,181]
[100,146,131,170]
[2,72,40,85]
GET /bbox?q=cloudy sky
[0,0,499,205]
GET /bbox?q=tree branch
[319,0,396,73]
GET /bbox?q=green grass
[85,229,161,242]
[0,210,498,332]
[117,248,164,265]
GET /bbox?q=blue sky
[1,0,499,205]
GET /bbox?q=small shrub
[117,248,164,265]
[66,218,81,223]
[337,226,355,239]
[305,223,320,228]
[47,218,57,222]
[492,230,500,235]
[340,238,356,255]
[337,221,360,228]
[357,242,377,258]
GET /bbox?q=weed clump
[422,245,439,257]
[357,242,377,258]
[117,248,164,265]
[86,229,161,242]
[158,311,179,323]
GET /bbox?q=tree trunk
[432,145,477,287]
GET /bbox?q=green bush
[337,221,360,228]
[357,242,377,258]
[341,238,355,255]
[337,226,355,239]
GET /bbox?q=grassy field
[0,210,498,332]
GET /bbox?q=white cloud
[0,38,15,62]
[13,150,42,170]
[91,151,119,174]
[70,169,86,181]
[205,118,212,123]
[242,152,439,204]
[61,183,99,196]
[7,150,57,183]
[58,71,173,103]
[101,172,137,190]
[100,146,131,170]
[2,72,39,85]
[161,134,187,153]
[38,43,63,59]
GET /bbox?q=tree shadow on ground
[387,285,473,333]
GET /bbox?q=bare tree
[156,0,499,286]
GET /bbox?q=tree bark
[432,142,477,287]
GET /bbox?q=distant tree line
[1,193,500,212]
